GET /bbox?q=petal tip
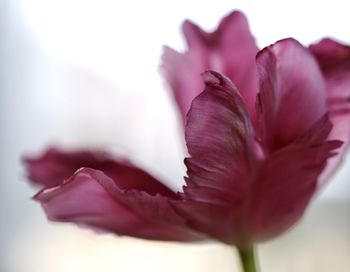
[257,38,301,60]
[182,19,198,32]
[202,70,221,85]
[201,70,233,89]
[221,10,247,25]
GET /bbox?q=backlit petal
[161,11,259,123]
[24,147,176,197]
[309,38,350,184]
[256,38,327,152]
[251,116,342,241]
[35,168,203,241]
[175,71,256,246]
[175,72,341,246]
[161,46,203,122]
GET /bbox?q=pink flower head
[24,11,350,249]
[162,10,350,185]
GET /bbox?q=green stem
[238,246,258,272]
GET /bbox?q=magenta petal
[161,46,203,122]
[309,39,350,184]
[210,11,259,118]
[174,71,341,246]
[171,199,247,245]
[23,147,175,197]
[161,11,259,123]
[24,147,113,187]
[35,168,203,241]
[309,38,350,73]
[175,71,256,245]
[256,38,327,152]
[185,71,255,197]
[251,115,342,241]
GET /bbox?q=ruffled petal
[174,71,256,246]
[174,72,341,246]
[251,115,343,242]
[256,38,327,152]
[24,147,111,187]
[23,147,176,198]
[309,38,350,184]
[35,168,203,241]
[161,11,259,123]
[184,70,256,200]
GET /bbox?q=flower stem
[238,246,258,272]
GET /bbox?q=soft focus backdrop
[1,0,349,271]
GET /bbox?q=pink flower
[161,10,350,185]
[24,11,350,249]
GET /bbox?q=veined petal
[161,11,259,123]
[256,38,327,152]
[35,168,203,241]
[251,116,343,241]
[309,38,350,185]
[184,70,256,197]
[174,72,341,247]
[174,71,256,246]
[171,199,248,246]
[23,147,176,197]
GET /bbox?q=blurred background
[1,0,349,271]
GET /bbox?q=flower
[161,10,350,185]
[24,11,350,249]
